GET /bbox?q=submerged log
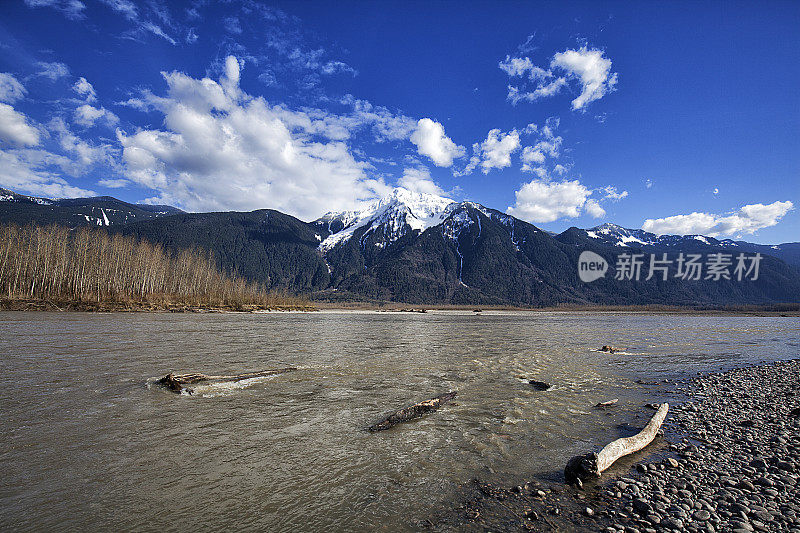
[595,398,619,407]
[158,367,297,394]
[368,391,457,432]
[564,403,669,484]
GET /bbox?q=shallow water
[1,311,797,531]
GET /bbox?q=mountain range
[2,186,799,306]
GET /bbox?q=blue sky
[0,0,797,243]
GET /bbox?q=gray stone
[739,480,756,492]
[661,517,684,529]
[694,510,711,521]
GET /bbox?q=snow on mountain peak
[317,187,456,252]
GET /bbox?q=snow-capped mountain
[584,223,740,249]
[0,187,182,227]
[565,223,800,268]
[314,187,545,256]
[315,187,457,252]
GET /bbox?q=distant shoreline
[313,301,800,316]
[2,298,798,316]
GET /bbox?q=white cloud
[584,198,606,218]
[0,148,95,198]
[0,73,27,104]
[74,104,119,127]
[98,178,130,188]
[49,117,117,168]
[508,78,566,103]
[602,186,628,201]
[462,128,520,175]
[72,77,97,102]
[551,47,618,110]
[269,97,416,144]
[397,167,446,196]
[224,17,242,34]
[99,0,138,19]
[23,0,85,19]
[141,22,177,45]
[287,48,358,78]
[520,117,562,173]
[116,56,386,220]
[532,133,561,157]
[320,61,356,75]
[507,179,600,223]
[642,201,794,237]
[0,104,40,146]
[521,146,545,166]
[409,118,465,167]
[36,61,70,80]
[98,0,177,45]
[502,46,617,110]
[499,56,550,80]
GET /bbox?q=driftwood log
[595,398,619,407]
[158,368,297,394]
[564,403,669,484]
[368,391,457,432]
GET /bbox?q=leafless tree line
[0,224,306,308]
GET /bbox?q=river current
[1,311,797,531]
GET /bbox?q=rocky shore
[433,358,800,532]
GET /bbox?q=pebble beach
[439,358,800,532]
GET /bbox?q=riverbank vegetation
[0,224,312,311]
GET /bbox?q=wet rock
[528,380,551,391]
[738,480,756,492]
[448,359,800,533]
[730,502,750,515]
[633,498,652,515]
[660,516,684,529]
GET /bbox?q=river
[1,311,797,531]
